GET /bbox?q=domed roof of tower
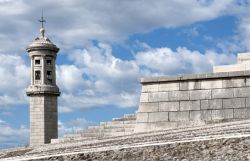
[26,27,59,52]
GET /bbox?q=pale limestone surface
[26,26,60,146]
[213,52,250,72]
[237,52,250,63]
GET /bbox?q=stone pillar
[41,55,45,85]
[53,57,56,85]
[31,56,34,85]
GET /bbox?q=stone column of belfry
[26,19,60,146]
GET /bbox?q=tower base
[29,94,58,146]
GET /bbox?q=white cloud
[0,119,29,149]
[58,43,140,112]
[210,14,250,54]
[73,43,140,94]
[0,54,29,108]
[57,65,86,92]
[238,17,250,51]
[0,0,248,53]
[135,47,236,75]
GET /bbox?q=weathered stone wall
[135,71,250,132]
[30,95,58,146]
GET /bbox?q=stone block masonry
[135,71,250,132]
[30,95,58,146]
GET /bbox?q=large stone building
[26,17,60,146]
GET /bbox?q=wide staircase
[52,114,136,144]
[1,119,250,160]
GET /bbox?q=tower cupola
[26,17,60,96]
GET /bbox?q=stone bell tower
[26,16,60,146]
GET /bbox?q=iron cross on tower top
[38,11,46,37]
[39,13,46,28]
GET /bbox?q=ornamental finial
[38,10,46,37]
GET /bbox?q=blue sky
[0,0,249,149]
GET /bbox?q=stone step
[51,135,98,144]
[53,119,250,145]
[103,124,135,129]
[112,117,123,121]
[111,114,136,121]
[87,125,103,129]
[99,117,136,126]
[59,119,249,141]
[55,132,135,143]
[50,119,250,155]
[64,134,82,138]
[55,130,135,143]
[60,114,137,141]
[79,133,104,138]
[88,120,135,130]
[124,113,136,118]
[102,132,134,137]
[104,120,136,125]
[84,127,134,133]
[54,127,135,142]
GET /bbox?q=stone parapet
[141,71,250,83]
[135,71,250,132]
